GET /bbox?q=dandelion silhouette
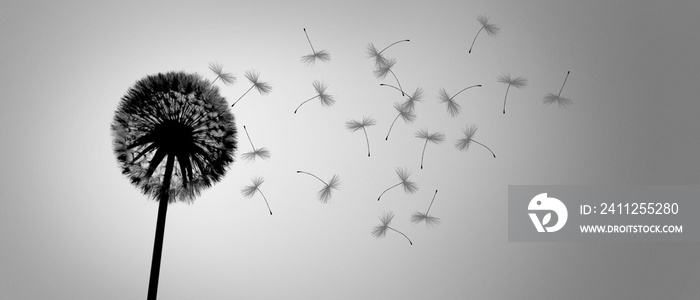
[372,211,413,245]
[497,74,528,114]
[241,176,272,215]
[373,58,405,96]
[469,15,500,54]
[345,116,377,157]
[385,102,417,141]
[380,85,423,113]
[411,190,441,227]
[377,167,418,201]
[438,85,482,117]
[294,80,335,114]
[241,125,271,162]
[301,28,330,65]
[366,39,410,68]
[543,71,572,108]
[455,124,496,158]
[232,70,272,107]
[296,171,340,203]
[415,129,446,169]
[208,61,236,86]
[111,72,237,300]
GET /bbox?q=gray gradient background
[1,0,699,299]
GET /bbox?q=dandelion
[345,116,377,157]
[497,74,528,114]
[543,71,572,108]
[366,39,410,68]
[377,167,418,201]
[469,15,500,54]
[385,102,417,141]
[294,80,335,114]
[372,211,412,245]
[111,72,237,300]
[373,58,404,96]
[301,28,331,65]
[232,70,272,107]
[411,190,441,227]
[208,61,236,86]
[438,85,482,117]
[415,129,446,169]
[296,171,341,203]
[241,176,272,215]
[241,125,271,162]
[380,85,423,113]
[455,124,496,158]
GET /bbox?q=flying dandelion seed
[345,116,377,157]
[372,211,412,245]
[415,129,446,169]
[385,102,417,141]
[373,58,405,96]
[543,71,572,108]
[241,125,271,162]
[111,72,237,300]
[301,28,331,65]
[241,176,272,215]
[366,39,410,68]
[294,80,335,114]
[410,190,441,227]
[497,74,528,114]
[208,61,236,86]
[296,171,340,203]
[377,167,418,201]
[232,70,272,107]
[469,15,500,54]
[437,85,482,117]
[455,124,496,158]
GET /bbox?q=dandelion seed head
[366,43,389,68]
[455,125,478,151]
[241,147,271,162]
[241,176,264,198]
[301,50,331,65]
[345,116,377,132]
[396,168,418,194]
[318,174,340,203]
[208,61,236,85]
[416,128,446,144]
[393,102,417,123]
[438,88,461,117]
[112,72,237,203]
[543,93,573,107]
[373,58,397,79]
[410,212,442,227]
[245,70,272,94]
[372,211,395,238]
[477,15,501,36]
[497,74,528,89]
[402,87,424,112]
[311,80,336,107]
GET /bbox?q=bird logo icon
[528,193,568,233]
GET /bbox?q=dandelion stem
[257,188,273,215]
[233,85,255,107]
[211,77,220,85]
[388,69,405,96]
[452,85,482,100]
[362,127,371,157]
[379,83,407,98]
[472,140,496,158]
[420,139,428,169]
[378,182,402,201]
[425,189,438,215]
[303,28,316,54]
[503,84,511,114]
[469,26,485,54]
[386,113,401,141]
[147,154,175,300]
[294,95,319,114]
[243,125,256,152]
[388,226,413,245]
[379,39,410,55]
[558,71,570,97]
[297,170,328,186]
